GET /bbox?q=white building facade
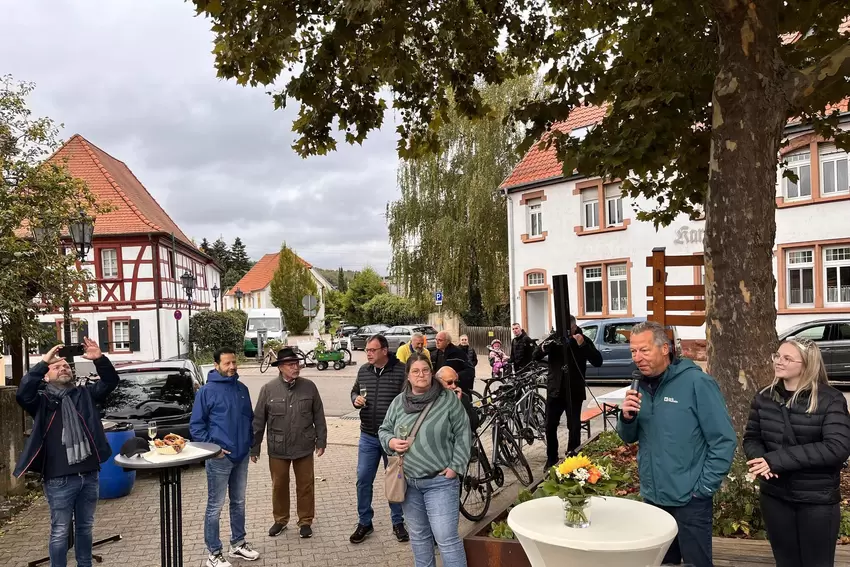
[503,107,850,352]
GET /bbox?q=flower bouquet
[540,454,626,528]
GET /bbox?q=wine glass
[148,421,157,446]
[360,388,367,399]
[398,424,410,440]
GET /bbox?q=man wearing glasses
[349,334,409,544]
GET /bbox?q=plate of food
[153,434,187,455]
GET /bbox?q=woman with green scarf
[379,353,471,567]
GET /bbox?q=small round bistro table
[507,496,678,567]
[114,442,221,567]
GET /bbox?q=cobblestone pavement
[0,346,615,567]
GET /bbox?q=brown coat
[251,376,327,460]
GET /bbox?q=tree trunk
[705,2,785,436]
[8,321,24,386]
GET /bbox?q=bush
[189,310,245,354]
[712,455,766,539]
[362,294,424,326]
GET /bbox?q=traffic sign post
[174,310,182,321]
[435,291,443,306]
[302,295,319,332]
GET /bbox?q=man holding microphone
[618,321,736,567]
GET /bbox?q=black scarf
[401,379,443,414]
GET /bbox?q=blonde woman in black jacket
[743,337,850,567]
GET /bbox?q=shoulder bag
[385,401,435,503]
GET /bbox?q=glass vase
[562,497,591,528]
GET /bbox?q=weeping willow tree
[387,77,536,326]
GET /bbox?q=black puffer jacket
[433,343,475,393]
[743,382,850,505]
[510,332,536,369]
[350,354,406,435]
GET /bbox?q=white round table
[507,496,678,567]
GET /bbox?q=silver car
[383,324,438,353]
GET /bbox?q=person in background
[379,354,471,567]
[618,321,736,567]
[488,339,508,378]
[190,347,259,567]
[433,331,474,395]
[509,323,536,370]
[251,347,327,540]
[14,340,119,567]
[435,366,480,432]
[458,334,478,373]
[396,332,431,366]
[534,316,602,466]
[348,334,409,544]
[744,337,850,567]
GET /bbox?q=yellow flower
[557,454,592,476]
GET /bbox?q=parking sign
[435,290,443,306]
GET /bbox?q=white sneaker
[228,542,260,561]
[206,551,232,567]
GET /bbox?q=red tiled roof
[225,252,312,295]
[500,104,608,190]
[49,135,195,248]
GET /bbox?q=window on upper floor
[825,246,850,305]
[820,144,850,196]
[783,152,811,200]
[604,184,623,227]
[112,320,130,351]
[582,189,599,230]
[787,249,814,306]
[527,272,545,286]
[526,198,543,237]
[101,248,118,278]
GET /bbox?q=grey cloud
[1,0,400,272]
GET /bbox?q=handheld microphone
[629,370,642,394]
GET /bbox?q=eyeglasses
[409,369,432,377]
[443,380,456,386]
[771,353,803,365]
[364,348,386,354]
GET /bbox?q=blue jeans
[646,495,713,567]
[43,471,99,567]
[356,433,404,526]
[403,475,466,567]
[204,456,249,554]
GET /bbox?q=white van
[243,308,288,356]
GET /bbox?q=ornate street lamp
[234,287,244,310]
[181,271,196,357]
[211,283,220,311]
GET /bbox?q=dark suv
[779,319,850,385]
[97,360,205,440]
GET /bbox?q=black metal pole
[187,294,193,359]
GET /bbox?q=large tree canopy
[190,0,850,434]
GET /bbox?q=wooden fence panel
[459,325,513,356]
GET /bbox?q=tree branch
[786,39,850,107]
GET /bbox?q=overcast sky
[1,0,399,273]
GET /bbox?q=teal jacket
[617,359,736,506]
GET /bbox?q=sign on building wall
[673,225,705,246]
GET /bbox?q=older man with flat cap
[251,347,327,539]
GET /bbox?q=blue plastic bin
[99,425,136,500]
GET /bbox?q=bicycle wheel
[260,352,272,373]
[459,439,492,521]
[338,348,352,364]
[498,428,533,487]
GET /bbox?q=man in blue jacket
[190,347,259,567]
[618,321,736,567]
[15,339,118,567]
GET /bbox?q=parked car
[336,325,360,338]
[576,317,681,382]
[779,319,850,385]
[96,359,205,440]
[383,324,439,353]
[350,324,391,350]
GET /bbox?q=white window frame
[583,266,603,314]
[786,249,814,307]
[112,320,130,351]
[526,199,543,237]
[604,185,623,226]
[101,248,118,279]
[824,246,850,305]
[527,272,545,286]
[820,146,849,196]
[783,152,812,200]
[607,264,628,313]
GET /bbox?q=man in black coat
[14,339,119,567]
[509,323,536,370]
[433,331,475,394]
[534,316,603,468]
